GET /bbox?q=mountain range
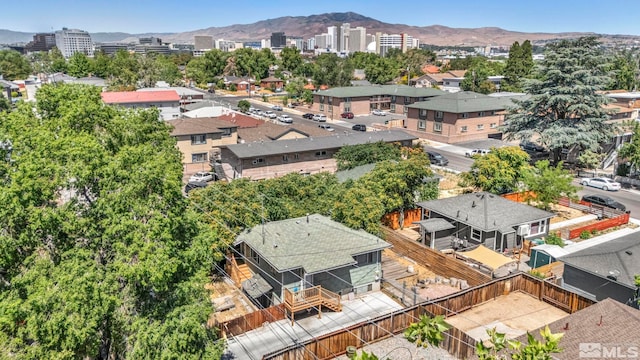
[2,12,640,47]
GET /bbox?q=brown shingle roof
[447,70,467,77]
[260,76,282,82]
[166,117,238,136]
[513,298,640,360]
[216,113,264,128]
[237,122,334,143]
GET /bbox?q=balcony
[283,286,342,325]
[369,96,391,103]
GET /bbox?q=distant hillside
[3,12,640,47]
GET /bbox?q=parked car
[264,111,277,119]
[318,124,335,132]
[465,148,491,157]
[277,114,293,123]
[302,113,314,119]
[271,105,283,111]
[372,109,386,116]
[520,141,545,152]
[184,181,209,194]
[581,194,626,212]
[189,171,216,182]
[312,114,327,122]
[248,107,257,113]
[352,124,367,132]
[580,177,621,191]
[426,151,449,166]
[341,112,354,119]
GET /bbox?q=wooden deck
[283,286,342,325]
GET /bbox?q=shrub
[530,270,546,279]
[545,233,564,247]
[580,230,592,240]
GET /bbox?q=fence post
[402,281,406,305]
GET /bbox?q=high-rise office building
[375,32,416,56]
[25,33,56,52]
[270,32,286,48]
[348,27,367,53]
[55,28,93,58]
[194,35,214,51]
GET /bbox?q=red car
[341,112,354,119]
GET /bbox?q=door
[304,273,313,290]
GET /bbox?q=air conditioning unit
[516,224,530,236]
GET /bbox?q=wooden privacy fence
[221,304,286,337]
[501,191,536,203]
[381,208,422,230]
[262,273,596,360]
[567,212,630,239]
[381,226,491,287]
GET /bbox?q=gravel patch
[333,336,459,360]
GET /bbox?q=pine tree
[502,37,615,163]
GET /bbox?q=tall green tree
[66,52,92,77]
[90,50,112,78]
[502,40,535,92]
[49,47,68,73]
[618,122,640,174]
[460,146,531,194]
[0,50,32,80]
[107,50,139,91]
[312,53,354,87]
[608,50,640,91]
[334,142,402,170]
[523,160,578,210]
[502,37,615,163]
[279,46,303,74]
[365,57,398,85]
[0,84,224,359]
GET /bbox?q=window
[320,96,325,103]
[221,128,232,137]
[191,153,207,163]
[391,95,396,102]
[191,134,206,145]
[315,151,327,157]
[418,120,426,130]
[282,155,289,162]
[344,97,351,103]
[252,158,264,165]
[527,220,546,236]
[433,122,442,132]
[461,126,468,132]
[344,105,351,112]
[435,111,443,119]
[420,109,427,116]
[477,124,484,130]
[390,103,396,111]
[479,111,485,117]
[294,153,299,160]
[471,228,482,241]
[319,104,324,111]
[490,123,497,129]
[461,113,469,119]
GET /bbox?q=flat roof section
[445,291,569,342]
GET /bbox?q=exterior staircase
[225,254,252,287]
[283,286,342,325]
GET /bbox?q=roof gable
[417,192,554,232]
[234,214,391,274]
[408,91,524,113]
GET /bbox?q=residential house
[312,85,444,118]
[232,214,391,307]
[100,90,181,120]
[236,121,334,143]
[558,232,640,308]
[405,91,525,144]
[221,76,255,92]
[260,76,284,91]
[416,192,554,252]
[220,129,417,180]
[514,298,640,359]
[165,117,238,173]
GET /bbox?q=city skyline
[3,0,640,36]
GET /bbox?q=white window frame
[479,111,485,117]
[433,122,442,132]
[435,111,443,119]
[282,155,289,162]
[477,124,484,130]
[527,220,546,237]
[490,123,497,129]
[461,125,468,133]
[462,113,469,119]
[221,128,232,137]
[315,150,327,157]
[471,228,482,241]
[418,120,426,130]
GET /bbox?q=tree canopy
[502,37,615,163]
[502,40,534,92]
[460,146,531,194]
[334,141,403,170]
[0,84,224,359]
[0,50,32,80]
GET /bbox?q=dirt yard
[547,203,589,224]
[205,275,257,327]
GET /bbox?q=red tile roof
[217,113,264,128]
[422,65,441,74]
[101,90,180,104]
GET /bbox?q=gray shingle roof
[234,214,391,274]
[514,298,640,360]
[408,91,525,113]
[225,130,417,159]
[417,192,554,232]
[559,232,640,287]
[335,163,377,183]
[415,218,456,233]
[316,85,444,98]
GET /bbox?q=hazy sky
[4,0,639,35]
